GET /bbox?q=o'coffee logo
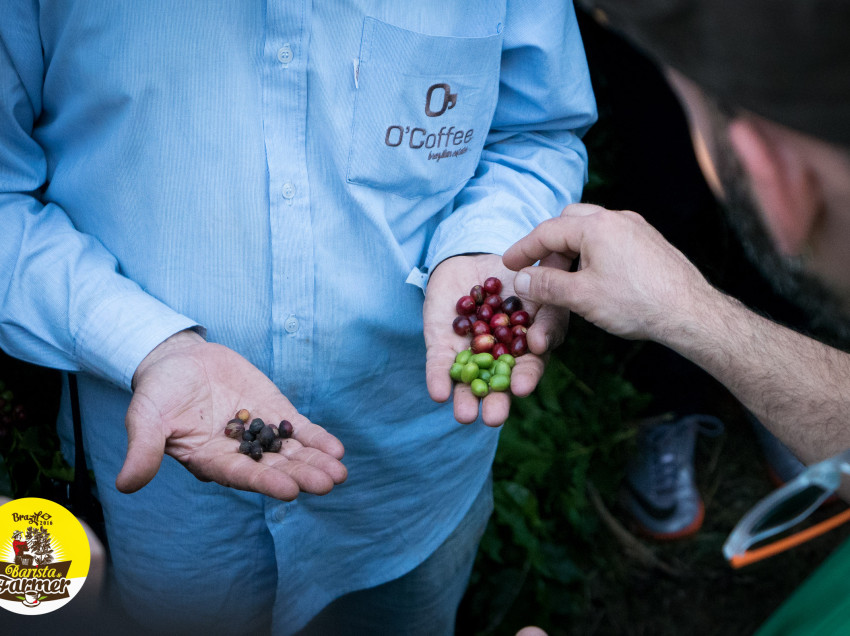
[425,83,457,117]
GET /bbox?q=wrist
[132,328,206,390]
[659,284,738,358]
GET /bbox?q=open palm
[424,254,569,427]
[118,333,347,500]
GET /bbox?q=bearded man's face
[668,70,850,346]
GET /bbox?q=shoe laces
[644,414,724,497]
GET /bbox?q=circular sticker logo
[0,497,90,615]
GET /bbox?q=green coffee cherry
[489,374,510,392]
[460,362,480,384]
[470,378,489,397]
[455,349,472,365]
[493,361,512,377]
[497,354,516,368]
[449,363,464,381]
[478,369,492,383]
[471,352,494,369]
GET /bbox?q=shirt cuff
[424,202,539,286]
[74,291,204,392]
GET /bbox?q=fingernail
[514,272,530,295]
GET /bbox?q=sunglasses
[723,448,850,569]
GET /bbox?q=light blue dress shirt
[0,1,595,632]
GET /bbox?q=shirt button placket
[282,182,296,204]
[284,314,299,334]
[277,44,294,66]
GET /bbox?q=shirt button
[282,182,296,200]
[277,44,293,65]
[284,315,299,333]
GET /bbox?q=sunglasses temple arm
[730,507,850,569]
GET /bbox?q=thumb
[513,265,586,313]
[116,394,168,493]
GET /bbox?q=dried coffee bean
[278,420,294,439]
[224,418,245,440]
[249,441,263,461]
[258,425,276,449]
[248,418,265,435]
[242,430,255,442]
[236,409,251,423]
[268,438,282,453]
[238,440,253,455]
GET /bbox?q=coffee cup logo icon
[425,83,457,117]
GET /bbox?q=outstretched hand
[424,253,570,427]
[503,203,714,341]
[118,330,347,500]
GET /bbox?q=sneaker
[621,413,724,540]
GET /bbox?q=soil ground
[457,369,850,636]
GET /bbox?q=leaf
[42,451,74,482]
[0,455,13,498]
[538,542,584,585]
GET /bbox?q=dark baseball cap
[577,0,850,148]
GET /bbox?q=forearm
[664,285,850,464]
[505,206,850,465]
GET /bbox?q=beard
[708,105,850,349]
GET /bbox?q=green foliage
[461,320,650,634]
[0,425,74,499]
[0,359,68,500]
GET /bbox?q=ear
[727,118,822,256]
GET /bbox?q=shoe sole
[632,500,705,541]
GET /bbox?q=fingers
[187,438,347,501]
[200,449,303,501]
[513,265,586,314]
[290,418,346,461]
[560,202,604,218]
[510,351,547,398]
[503,210,596,272]
[516,628,549,636]
[525,251,571,355]
[526,304,567,355]
[426,341,459,404]
[117,394,168,493]
[452,381,481,424]
[274,434,347,486]
[481,390,511,427]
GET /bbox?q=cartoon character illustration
[12,530,31,566]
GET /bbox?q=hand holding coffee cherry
[449,276,530,397]
[121,330,347,501]
[424,254,569,427]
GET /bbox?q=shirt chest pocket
[347,18,503,200]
